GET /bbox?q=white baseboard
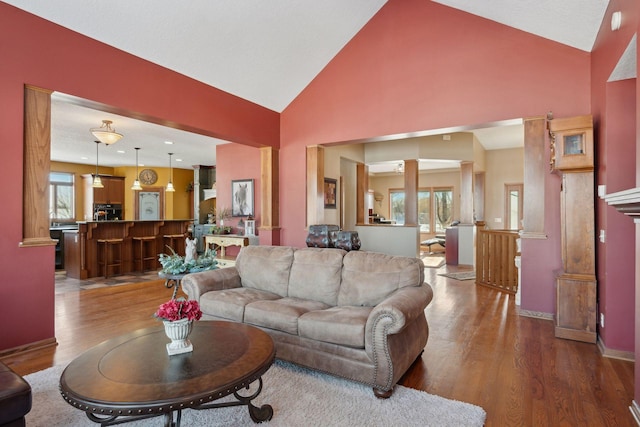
[517,308,554,321]
[630,400,640,426]
[597,336,635,362]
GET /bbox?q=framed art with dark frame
[231,179,254,217]
[324,178,337,209]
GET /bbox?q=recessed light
[164,141,174,145]
[80,156,88,160]
[117,150,125,154]
[176,158,183,162]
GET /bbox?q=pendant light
[131,147,142,190]
[166,152,175,192]
[90,120,123,145]
[92,141,104,188]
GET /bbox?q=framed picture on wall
[232,179,254,217]
[324,178,337,209]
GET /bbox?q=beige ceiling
[4,0,614,169]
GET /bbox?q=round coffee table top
[59,321,275,416]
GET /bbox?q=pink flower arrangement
[155,298,202,322]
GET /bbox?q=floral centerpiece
[155,297,202,356]
[154,297,202,322]
[158,246,219,275]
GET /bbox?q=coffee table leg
[194,377,273,423]
[163,410,182,427]
[234,378,273,423]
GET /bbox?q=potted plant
[154,297,202,355]
[158,246,219,275]
[216,206,231,227]
[211,225,232,234]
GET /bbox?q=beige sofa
[182,245,433,397]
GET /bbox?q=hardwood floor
[1,267,635,426]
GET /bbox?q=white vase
[163,318,193,355]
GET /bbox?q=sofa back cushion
[337,251,425,306]
[288,248,346,306]
[236,245,294,297]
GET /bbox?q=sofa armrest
[364,282,433,391]
[365,282,433,337]
[181,267,242,302]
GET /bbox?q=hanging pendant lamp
[131,147,142,190]
[92,141,104,188]
[90,120,123,145]
[166,152,175,192]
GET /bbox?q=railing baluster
[475,228,519,294]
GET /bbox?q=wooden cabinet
[50,229,64,269]
[445,227,458,265]
[548,115,596,343]
[83,175,125,219]
[84,175,125,204]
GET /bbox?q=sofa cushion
[244,297,329,335]
[288,248,345,306]
[200,288,281,321]
[298,306,372,348]
[338,251,425,306]
[236,246,294,297]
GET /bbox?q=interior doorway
[505,183,523,230]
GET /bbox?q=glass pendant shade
[166,152,176,192]
[92,175,104,188]
[131,147,142,190]
[92,140,104,188]
[90,120,123,145]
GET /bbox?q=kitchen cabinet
[50,225,79,270]
[82,175,125,220]
[50,229,64,269]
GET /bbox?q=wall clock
[139,168,158,185]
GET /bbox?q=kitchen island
[64,220,191,279]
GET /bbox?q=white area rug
[422,255,445,268]
[25,360,486,426]
[438,271,476,281]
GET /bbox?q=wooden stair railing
[476,228,520,294]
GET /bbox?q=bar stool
[133,236,157,272]
[163,234,185,256]
[97,238,124,278]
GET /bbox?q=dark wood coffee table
[59,321,275,426]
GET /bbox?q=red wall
[280,0,590,315]
[596,79,636,353]
[215,143,262,256]
[0,3,278,352]
[589,0,640,397]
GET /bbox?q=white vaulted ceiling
[3,0,613,168]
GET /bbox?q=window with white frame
[389,187,453,233]
[49,172,74,221]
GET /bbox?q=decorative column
[306,146,324,227]
[260,146,280,245]
[21,85,55,248]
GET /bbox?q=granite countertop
[76,219,192,224]
[50,225,79,231]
